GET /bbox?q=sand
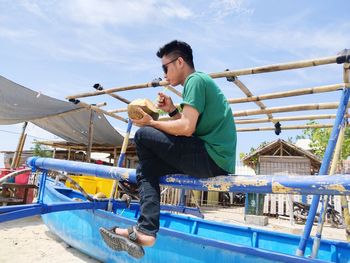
[0,216,100,263]
[0,208,347,262]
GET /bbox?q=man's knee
[134,126,158,145]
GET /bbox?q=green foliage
[240,141,268,167]
[31,142,53,157]
[300,120,350,160]
[239,152,246,160]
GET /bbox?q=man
[100,40,237,258]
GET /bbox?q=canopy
[0,76,124,146]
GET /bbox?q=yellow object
[65,175,81,189]
[78,177,97,194]
[207,191,219,205]
[65,175,114,196]
[96,177,114,197]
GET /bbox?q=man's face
[161,55,181,86]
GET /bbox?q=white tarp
[0,75,124,146]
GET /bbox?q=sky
[1,0,350,166]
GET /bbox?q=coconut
[127,98,159,120]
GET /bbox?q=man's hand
[130,108,154,127]
[157,92,176,113]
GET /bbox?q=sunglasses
[162,57,179,74]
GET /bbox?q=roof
[242,139,322,170]
[0,75,124,146]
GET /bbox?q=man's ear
[177,57,185,68]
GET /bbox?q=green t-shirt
[181,71,237,173]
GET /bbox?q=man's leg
[114,127,226,246]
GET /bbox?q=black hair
[156,40,194,69]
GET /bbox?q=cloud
[0,27,36,40]
[18,0,47,19]
[209,0,254,20]
[58,0,192,26]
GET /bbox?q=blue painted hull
[42,181,349,263]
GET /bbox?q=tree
[298,121,350,160]
[31,142,53,158]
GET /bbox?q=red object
[0,168,11,178]
[14,167,34,203]
[14,169,30,184]
[0,168,15,183]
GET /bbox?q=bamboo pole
[113,148,117,166]
[228,83,348,104]
[235,114,346,124]
[109,84,348,115]
[94,102,107,107]
[67,147,71,160]
[107,93,130,104]
[165,85,182,97]
[211,56,338,79]
[11,122,28,169]
[72,100,127,123]
[342,62,350,242]
[231,78,274,121]
[66,81,167,100]
[237,124,333,132]
[108,108,128,114]
[108,119,133,211]
[66,55,339,100]
[92,83,130,104]
[296,87,350,256]
[15,133,27,168]
[310,121,345,258]
[233,102,349,117]
[86,109,94,163]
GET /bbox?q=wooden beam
[228,83,348,104]
[66,55,339,100]
[237,124,334,132]
[232,78,274,121]
[75,100,127,123]
[233,102,348,117]
[235,114,347,124]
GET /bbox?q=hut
[242,139,322,218]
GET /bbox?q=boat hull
[42,181,349,262]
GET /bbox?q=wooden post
[11,122,28,169]
[67,147,71,160]
[52,148,56,158]
[86,109,94,163]
[114,148,117,166]
[342,62,350,241]
[15,133,27,167]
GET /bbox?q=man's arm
[131,105,199,137]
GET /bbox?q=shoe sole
[99,227,145,259]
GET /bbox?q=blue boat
[1,156,339,263]
[40,175,349,263]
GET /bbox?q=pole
[107,119,133,211]
[296,87,350,256]
[27,157,350,195]
[11,122,28,169]
[310,121,345,258]
[86,109,94,163]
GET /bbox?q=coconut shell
[127,98,159,120]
